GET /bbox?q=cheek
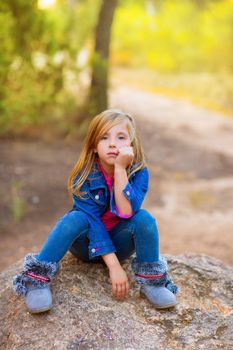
[122,140,131,147]
[97,142,106,153]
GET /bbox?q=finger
[119,146,132,152]
[117,284,126,300]
[127,147,134,153]
[125,147,134,155]
[116,284,123,299]
[122,281,129,298]
[119,284,126,298]
[120,149,134,157]
[125,281,129,296]
[117,284,127,299]
[126,146,134,152]
[112,283,117,296]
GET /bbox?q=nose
[109,139,116,147]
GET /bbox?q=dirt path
[111,86,233,157]
[0,86,233,271]
[110,86,233,266]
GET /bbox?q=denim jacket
[71,161,149,259]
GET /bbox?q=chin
[107,159,116,165]
[105,159,116,166]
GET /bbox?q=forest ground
[0,82,233,271]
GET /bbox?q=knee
[58,210,89,233]
[131,209,159,239]
[132,209,158,233]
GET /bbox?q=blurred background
[0,0,233,271]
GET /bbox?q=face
[95,121,131,171]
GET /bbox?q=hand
[109,265,130,300]
[115,146,134,169]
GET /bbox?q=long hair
[67,109,147,197]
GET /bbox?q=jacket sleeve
[73,191,116,259]
[110,167,149,216]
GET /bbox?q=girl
[13,109,179,313]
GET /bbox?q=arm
[114,165,133,216]
[113,146,149,216]
[74,192,129,299]
[113,145,134,216]
[111,166,149,217]
[73,189,116,259]
[120,167,149,213]
[102,252,129,299]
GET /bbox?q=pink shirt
[98,160,132,232]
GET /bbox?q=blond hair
[67,109,147,197]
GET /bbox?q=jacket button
[91,248,96,253]
[126,191,130,196]
[95,195,99,200]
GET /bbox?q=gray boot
[12,253,59,313]
[25,285,53,313]
[140,285,177,309]
[131,256,179,309]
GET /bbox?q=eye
[118,135,126,140]
[100,135,108,140]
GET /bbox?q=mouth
[107,152,118,157]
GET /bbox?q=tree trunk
[87,0,118,117]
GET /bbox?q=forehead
[104,121,130,134]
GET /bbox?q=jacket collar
[87,159,136,190]
[87,161,107,190]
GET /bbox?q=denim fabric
[71,161,149,259]
[37,209,159,264]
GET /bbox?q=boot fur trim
[131,257,180,294]
[12,253,59,296]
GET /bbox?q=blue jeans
[37,209,159,264]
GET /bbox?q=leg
[109,208,159,262]
[12,210,90,313]
[69,231,104,264]
[68,209,157,264]
[110,209,179,309]
[38,210,89,263]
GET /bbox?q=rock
[0,253,233,350]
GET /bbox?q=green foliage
[41,0,100,56]
[0,0,232,137]
[0,0,100,137]
[6,0,44,57]
[112,0,233,73]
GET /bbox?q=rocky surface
[1,253,233,350]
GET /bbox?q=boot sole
[27,304,53,314]
[140,290,177,309]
